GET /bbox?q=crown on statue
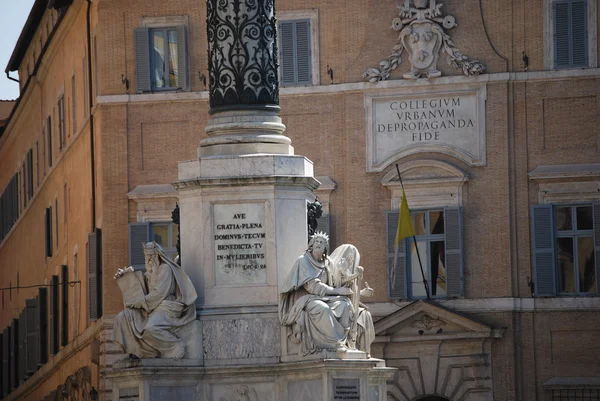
[311,231,330,243]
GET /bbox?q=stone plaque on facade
[333,378,360,401]
[213,203,267,286]
[366,86,486,171]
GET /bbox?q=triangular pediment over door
[373,301,503,401]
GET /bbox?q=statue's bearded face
[311,237,327,257]
[144,250,159,272]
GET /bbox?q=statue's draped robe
[112,256,197,359]
[279,245,375,355]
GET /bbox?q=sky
[0,0,36,100]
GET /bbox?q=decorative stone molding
[41,366,92,401]
[364,0,485,82]
[410,314,445,331]
[381,160,468,209]
[127,184,178,222]
[528,164,600,204]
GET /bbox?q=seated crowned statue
[112,242,197,359]
[279,232,375,356]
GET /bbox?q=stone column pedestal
[105,358,395,401]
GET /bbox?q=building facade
[0,0,598,400]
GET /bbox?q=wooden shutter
[554,2,571,67]
[444,207,464,297]
[134,28,151,93]
[554,0,588,67]
[593,203,600,293]
[129,223,150,269]
[532,205,557,296]
[176,25,187,90]
[25,298,39,376]
[9,321,16,390]
[295,20,312,85]
[88,229,102,320]
[27,149,33,200]
[47,116,52,168]
[387,211,407,299]
[18,313,25,384]
[571,1,587,66]
[1,329,7,397]
[38,287,48,365]
[45,207,53,257]
[279,21,296,85]
[49,275,59,355]
[61,265,68,346]
[315,214,332,249]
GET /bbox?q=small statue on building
[279,232,375,356]
[364,0,485,82]
[112,242,197,359]
[171,203,181,265]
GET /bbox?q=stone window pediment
[374,300,502,340]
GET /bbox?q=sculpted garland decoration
[207,0,279,111]
[364,0,486,82]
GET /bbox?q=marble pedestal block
[105,357,395,401]
[175,154,319,366]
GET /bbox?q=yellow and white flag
[391,190,415,289]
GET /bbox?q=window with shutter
[88,229,102,320]
[278,19,312,87]
[532,203,598,296]
[25,298,39,376]
[0,329,7,397]
[553,0,588,68]
[10,320,17,389]
[18,312,25,383]
[58,96,65,150]
[129,223,150,269]
[315,214,332,249]
[387,208,463,299]
[45,207,53,257]
[49,275,59,355]
[135,25,188,93]
[47,116,52,168]
[38,287,48,365]
[27,149,33,200]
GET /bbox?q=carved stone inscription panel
[333,378,360,401]
[213,203,267,286]
[366,86,486,171]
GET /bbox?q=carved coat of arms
[365,0,485,81]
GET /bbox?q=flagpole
[395,164,431,300]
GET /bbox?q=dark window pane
[555,206,572,231]
[412,212,426,236]
[430,240,446,296]
[557,237,575,292]
[409,240,428,297]
[576,205,593,230]
[578,236,596,293]
[429,211,444,234]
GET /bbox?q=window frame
[277,10,320,87]
[544,0,597,69]
[149,221,178,260]
[554,203,597,295]
[148,27,181,91]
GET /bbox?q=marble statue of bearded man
[112,242,197,359]
[279,232,375,356]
